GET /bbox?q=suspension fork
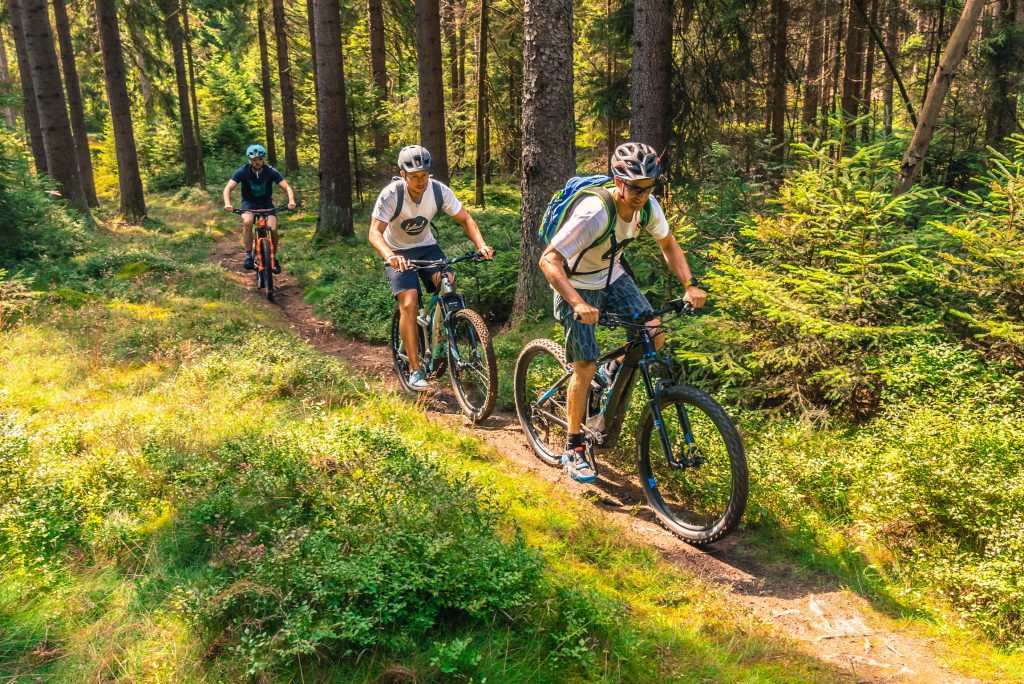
[636,331,696,469]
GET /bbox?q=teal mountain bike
[513,298,748,544]
[390,251,498,421]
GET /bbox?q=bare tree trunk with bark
[631,0,671,153]
[860,0,879,141]
[417,0,449,182]
[802,0,825,140]
[474,0,488,206]
[160,0,203,187]
[19,0,87,211]
[313,0,353,239]
[368,0,389,154]
[894,0,986,194]
[768,0,789,159]
[883,0,900,135]
[7,0,46,173]
[52,0,98,206]
[510,0,574,324]
[271,0,299,173]
[182,0,204,187]
[257,4,277,167]
[94,0,145,218]
[841,0,868,141]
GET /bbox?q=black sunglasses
[620,180,655,196]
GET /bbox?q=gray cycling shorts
[553,274,652,363]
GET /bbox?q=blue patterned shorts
[553,274,652,363]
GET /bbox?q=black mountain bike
[389,251,498,421]
[234,205,290,302]
[513,298,748,544]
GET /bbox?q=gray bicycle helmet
[610,142,661,180]
[397,145,432,172]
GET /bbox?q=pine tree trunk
[474,0,487,206]
[182,0,205,188]
[443,0,462,157]
[841,0,868,141]
[985,0,1024,147]
[272,0,299,173]
[367,0,389,154]
[826,2,846,127]
[768,0,789,158]
[160,0,202,187]
[52,0,98,206]
[894,0,986,194]
[94,0,145,218]
[19,0,87,211]
[0,31,14,128]
[416,0,449,182]
[306,0,318,99]
[883,0,900,135]
[7,0,46,173]
[802,0,825,139]
[860,0,879,141]
[313,0,353,239]
[257,4,277,167]
[510,0,574,325]
[631,0,671,153]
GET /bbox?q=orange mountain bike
[234,205,289,302]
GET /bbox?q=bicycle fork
[637,338,701,471]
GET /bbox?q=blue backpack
[539,175,653,279]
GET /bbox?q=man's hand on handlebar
[287,200,296,210]
[573,300,600,326]
[477,244,494,260]
[224,203,233,213]
[386,254,410,272]
[683,282,707,310]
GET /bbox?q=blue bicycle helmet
[246,144,267,159]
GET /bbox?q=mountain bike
[233,205,289,302]
[389,251,498,421]
[513,298,748,545]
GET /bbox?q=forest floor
[210,231,1002,684]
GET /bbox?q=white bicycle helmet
[610,142,661,180]
[397,145,432,172]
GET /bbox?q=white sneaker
[408,369,429,391]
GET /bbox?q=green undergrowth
[1,195,846,682]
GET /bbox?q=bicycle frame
[417,270,469,372]
[532,313,702,469]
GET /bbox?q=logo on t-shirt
[401,216,429,236]
[250,179,269,198]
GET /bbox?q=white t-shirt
[549,193,670,289]
[372,179,463,251]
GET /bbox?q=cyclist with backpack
[368,145,494,391]
[223,144,296,273]
[538,142,707,483]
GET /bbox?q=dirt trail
[211,236,986,684]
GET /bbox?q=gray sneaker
[561,446,596,483]
[408,369,429,392]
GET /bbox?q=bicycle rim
[513,339,571,467]
[636,385,748,545]
[448,309,497,420]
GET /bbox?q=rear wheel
[447,308,497,420]
[636,384,748,545]
[514,338,573,466]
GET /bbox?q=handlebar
[383,249,494,270]
[231,204,293,215]
[597,298,695,329]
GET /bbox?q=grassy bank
[0,194,848,682]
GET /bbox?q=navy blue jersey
[231,164,284,209]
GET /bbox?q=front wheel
[447,308,497,420]
[258,239,274,301]
[514,338,573,467]
[636,384,748,545]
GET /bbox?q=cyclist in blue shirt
[223,144,296,273]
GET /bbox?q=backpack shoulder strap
[431,180,444,214]
[389,183,405,222]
